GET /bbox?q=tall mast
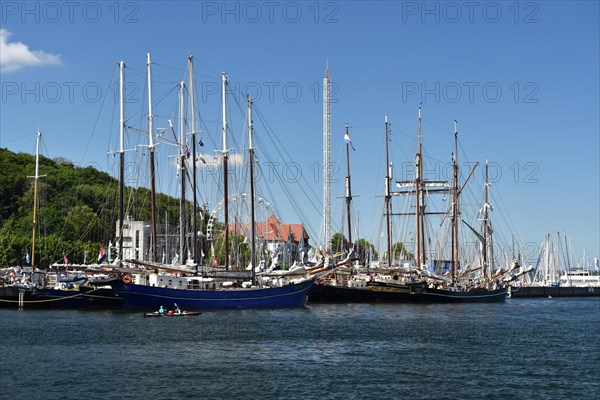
[30,130,42,272]
[222,72,230,270]
[118,61,125,267]
[247,95,257,284]
[344,122,353,250]
[483,160,494,281]
[452,120,459,282]
[323,65,331,254]
[188,54,199,269]
[415,105,424,270]
[384,114,392,268]
[147,53,157,263]
[178,81,186,265]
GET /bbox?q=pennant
[64,255,69,265]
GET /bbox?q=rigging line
[253,105,323,208]
[154,60,220,81]
[255,129,328,238]
[348,122,383,128]
[253,127,322,239]
[79,66,118,166]
[422,118,453,136]
[252,132,321,240]
[387,123,412,170]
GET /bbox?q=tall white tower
[323,66,331,253]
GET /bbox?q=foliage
[383,242,415,262]
[0,147,193,268]
[213,233,250,269]
[355,238,378,264]
[331,232,348,254]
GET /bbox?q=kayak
[143,311,202,317]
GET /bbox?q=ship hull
[80,285,124,308]
[0,286,88,308]
[509,286,600,298]
[110,278,316,310]
[409,286,508,303]
[308,282,413,303]
[30,288,87,308]
[308,283,507,303]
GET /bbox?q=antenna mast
[323,64,331,254]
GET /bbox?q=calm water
[1,299,598,400]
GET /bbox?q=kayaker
[158,305,164,315]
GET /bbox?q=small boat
[143,310,202,317]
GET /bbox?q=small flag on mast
[97,243,107,264]
[344,131,355,151]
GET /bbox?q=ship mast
[247,96,257,284]
[323,64,331,255]
[384,114,392,268]
[29,130,42,272]
[222,72,230,270]
[344,122,353,250]
[178,81,186,265]
[483,160,494,282]
[118,61,125,267]
[415,105,425,270]
[188,54,199,270]
[452,121,459,282]
[147,53,158,263]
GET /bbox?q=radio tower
[323,64,331,254]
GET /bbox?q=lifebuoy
[122,275,131,284]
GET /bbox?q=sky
[1,1,598,265]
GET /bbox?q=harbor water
[1,298,598,399]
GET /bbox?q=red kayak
[143,311,202,317]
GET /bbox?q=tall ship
[309,104,508,303]
[106,56,315,309]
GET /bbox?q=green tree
[388,242,414,261]
[331,232,349,254]
[355,238,377,264]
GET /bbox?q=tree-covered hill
[0,147,184,267]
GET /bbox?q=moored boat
[111,275,316,310]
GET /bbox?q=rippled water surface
[1,298,598,399]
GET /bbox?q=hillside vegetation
[0,147,184,267]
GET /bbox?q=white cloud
[0,29,61,73]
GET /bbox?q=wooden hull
[308,283,507,303]
[111,278,316,310]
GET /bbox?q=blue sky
[1,1,598,264]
